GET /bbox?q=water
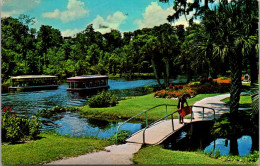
[52,112,142,138]
[163,121,253,157]
[1,78,166,138]
[205,136,252,157]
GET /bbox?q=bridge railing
[142,110,178,144]
[116,104,216,144]
[142,105,216,144]
[116,104,177,143]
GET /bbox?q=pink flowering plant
[1,106,42,143]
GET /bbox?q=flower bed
[154,80,230,99]
[154,85,197,98]
[213,77,231,84]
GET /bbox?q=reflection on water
[53,113,142,138]
[163,122,253,157]
[205,136,252,157]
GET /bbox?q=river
[1,78,180,138]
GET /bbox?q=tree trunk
[186,65,192,84]
[248,49,258,84]
[151,59,163,89]
[228,51,242,156]
[229,51,242,114]
[251,132,259,152]
[229,137,239,156]
[165,58,170,87]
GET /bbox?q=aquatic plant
[37,106,79,118]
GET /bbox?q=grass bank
[1,133,112,165]
[133,145,255,165]
[80,93,224,121]
[221,95,252,108]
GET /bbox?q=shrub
[1,107,42,143]
[88,91,119,108]
[154,82,230,99]
[108,130,131,144]
[218,151,259,163]
[191,83,230,94]
[154,88,196,98]
[37,106,79,118]
[213,77,231,84]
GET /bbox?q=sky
[1,0,197,37]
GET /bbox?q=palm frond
[251,83,259,114]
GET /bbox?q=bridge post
[145,112,148,127]
[202,108,204,120]
[190,110,193,122]
[165,105,168,120]
[171,114,174,131]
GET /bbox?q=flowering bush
[154,80,230,98]
[1,107,42,143]
[154,87,197,98]
[213,77,231,84]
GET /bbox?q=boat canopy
[67,75,108,82]
[11,75,57,81]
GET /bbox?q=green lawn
[79,93,224,121]
[133,145,253,165]
[1,133,112,165]
[221,95,252,108]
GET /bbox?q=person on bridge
[177,94,189,124]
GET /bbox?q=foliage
[251,83,259,114]
[218,151,259,163]
[1,133,113,165]
[213,77,231,84]
[154,82,230,98]
[1,16,180,83]
[204,148,259,163]
[211,108,256,139]
[204,149,221,159]
[108,130,131,144]
[88,91,119,108]
[132,145,245,165]
[37,106,79,118]
[191,83,230,94]
[154,88,196,98]
[1,106,42,143]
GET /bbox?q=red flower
[2,106,12,113]
[13,114,17,118]
[2,108,7,112]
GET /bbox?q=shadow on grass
[2,136,47,145]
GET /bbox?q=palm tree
[201,0,258,155]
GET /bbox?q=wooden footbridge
[116,104,217,145]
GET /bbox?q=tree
[1,16,36,79]
[138,24,179,88]
[201,0,258,155]
[159,0,217,23]
[37,25,63,71]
